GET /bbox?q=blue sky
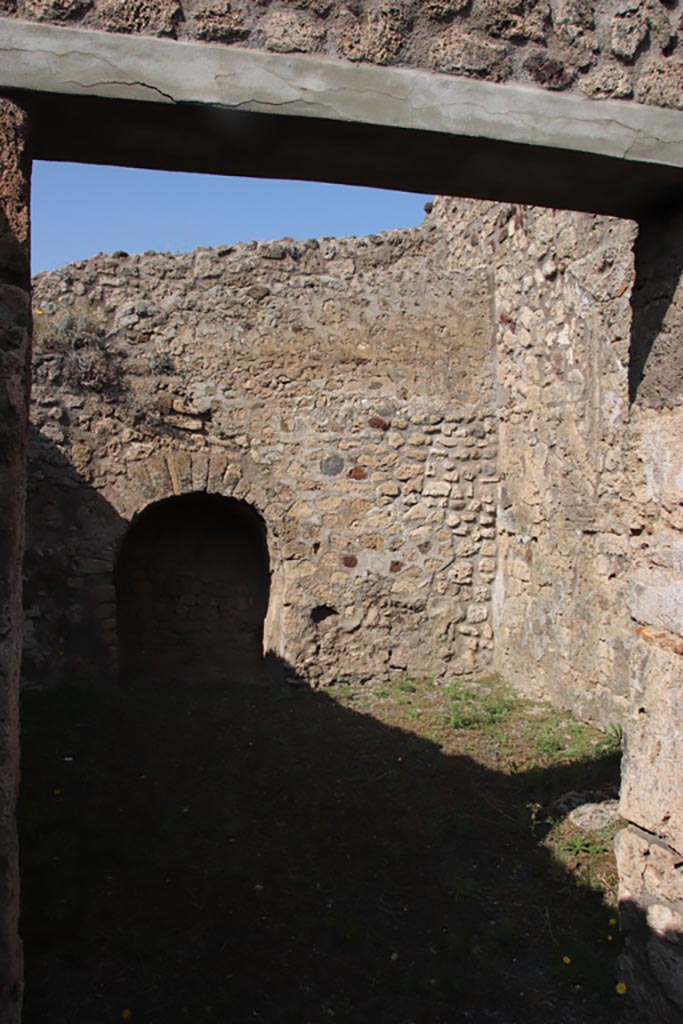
[32,162,432,274]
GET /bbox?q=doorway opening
[114,493,270,685]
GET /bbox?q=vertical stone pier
[617,210,683,1023]
[0,98,31,1024]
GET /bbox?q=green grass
[560,834,609,858]
[596,723,623,756]
[444,675,520,731]
[518,712,605,766]
[392,676,418,694]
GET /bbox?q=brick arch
[107,449,276,516]
[102,448,286,671]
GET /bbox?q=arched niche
[114,493,270,685]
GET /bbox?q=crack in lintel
[212,72,415,122]
[62,78,176,103]
[0,42,177,103]
[207,73,683,164]
[0,43,144,75]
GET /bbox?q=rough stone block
[628,575,683,636]
[190,451,209,492]
[616,826,683,1023]
[207,451,229,493]
[620,641,683,851]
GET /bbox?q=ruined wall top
[1,0,682,112]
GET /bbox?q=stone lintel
[2,19,683,217]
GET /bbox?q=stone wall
[0,98,31,1024]
[430,195,683,1017]
[26,196,642,722]
[26,218,498,689]
[2,0,683,111]
[432,203,683,1022]
[431,196,637,727]
[615,209,683,1024]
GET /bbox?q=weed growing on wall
[34,308,128,400]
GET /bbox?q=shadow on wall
[618,899,683,1024]
[23,429,278,689]
[22,426,127,689]
[629,209,683,407]
[18,675,651,1024]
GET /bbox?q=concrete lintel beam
[2,19,683,216]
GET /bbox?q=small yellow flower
[616,982,627,995]
[121,1011,132,1021]
[36,309,44,316]
[609,917,618,927]
[607,935,613,942]
[562,955,572,965]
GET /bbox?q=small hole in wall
[311,605,338,626]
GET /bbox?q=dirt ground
[19,674,645,1024]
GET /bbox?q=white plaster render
[2,20,683,171]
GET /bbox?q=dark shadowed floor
[19,676,643,1024]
